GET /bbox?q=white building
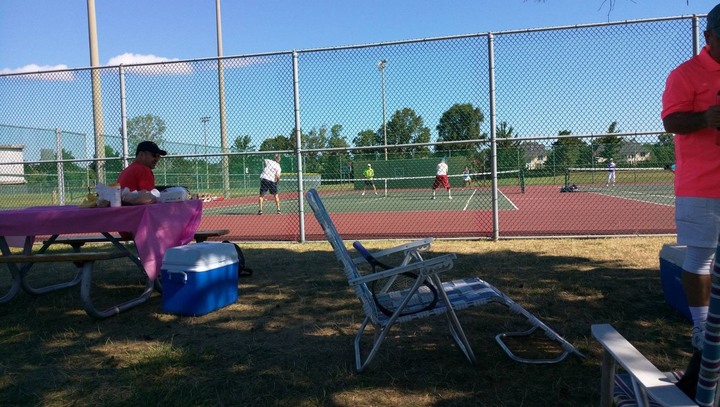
[0,145,27,185]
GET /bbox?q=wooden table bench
[44,229,231,250]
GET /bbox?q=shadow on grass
[0,240,688,406]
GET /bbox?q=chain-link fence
[0,15,703,240]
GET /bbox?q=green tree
[386,108,432,158]
[125,114,167,153]
[88,145,122,183]
[26,149,89,195]
[495,121,523,170]
[299,124,352,178]
[322,124,352,181]
[596,121,622,163]
[101,146,122,182]
[301,126,329,173]
[229,135,256,179]
[259,134,293,151]
[436,103,485,156]
[649,132,675,167]
[552,130,587,170]
[231,135,255,152]
[352,129,380,158]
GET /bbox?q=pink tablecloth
[0,200,203,279]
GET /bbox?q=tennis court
[578,184,675,207]
[565,167,674,202]
[203,186,519,216]
[195,165,676,241]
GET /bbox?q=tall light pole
[378,59,387,161]
[200,116,210,190]
[216,0,230,197]
[87,0,105,182]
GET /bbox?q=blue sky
[0,0,717,73]
[1,0,717,163]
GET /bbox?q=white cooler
[161,242,239,316]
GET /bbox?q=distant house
[522,142,548,170]
[595,140,651,165]
[619,141,651,164]
[0,145,26,185]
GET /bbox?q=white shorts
[676,197,720,275]
[675,197,720,248]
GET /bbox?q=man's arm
[663,106,720,134]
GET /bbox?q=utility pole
[200,116,210,190]
[378,59,387,161]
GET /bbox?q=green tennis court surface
[203,188,519,216]
[565,167,675,206]
[578,183,675,206]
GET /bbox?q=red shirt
[661,45,720,198]
[117,162,155,191]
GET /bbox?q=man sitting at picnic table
[117,141,166,205]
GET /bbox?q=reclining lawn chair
[305,188,583,372]
[592,242,720,406]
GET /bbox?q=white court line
[463,189,477,211]
[357,194,382,203]
[498,189,518,210]
[587,188,675,207]
[462,188,518,210]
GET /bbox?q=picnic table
[0,200,203,318]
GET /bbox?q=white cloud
[0,64,74,80]
[107,53,193,75]
[0,53,261,80]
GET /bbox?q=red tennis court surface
[199,185,676,241]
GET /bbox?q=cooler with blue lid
[161,242,239,316]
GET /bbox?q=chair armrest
[590,324,696,407]
[351,238,434,266]
[348,253,455,287]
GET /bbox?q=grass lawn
[0,236,690,406]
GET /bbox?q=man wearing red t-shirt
[117,141,167,205]
[661,3,720,350]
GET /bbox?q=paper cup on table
[110,185,122,207]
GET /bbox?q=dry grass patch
[0,236,692,406]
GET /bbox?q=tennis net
[322,169,522,197]
[566,167,671,186]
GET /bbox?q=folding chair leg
[446,316,477,365]
[495,298,585,364]
[434,275,477,365]
[354,316,393,373]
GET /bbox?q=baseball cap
[367,163,372,167]
[708,4,720,35]
[136,141,167,156]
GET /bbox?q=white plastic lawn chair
[592,235,720,407]
[592,323,698,407]
[305,188,584,372]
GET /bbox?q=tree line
[24,105,675,189]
